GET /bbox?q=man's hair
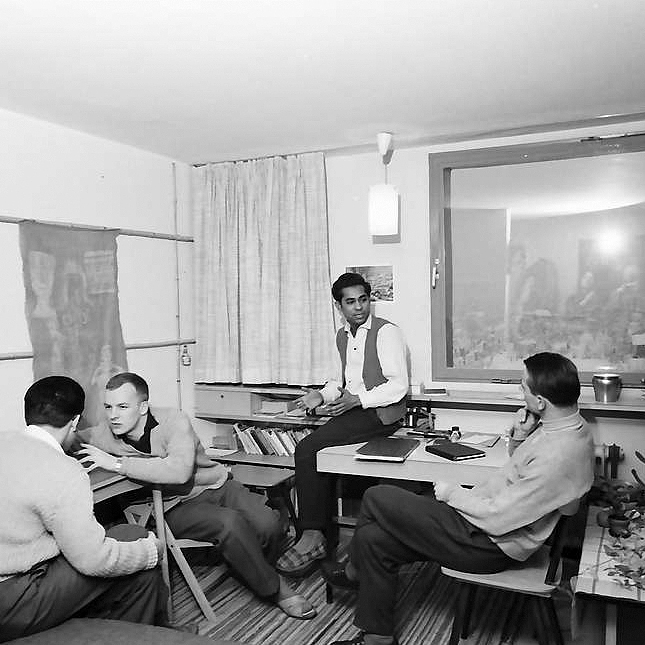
[106,372,149,401]
[24,376,85,428]
[523,352,580,407]
[331,272,372,303]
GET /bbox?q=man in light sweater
[0,376,165,642]
[76,371,315,620]
[322,352,595,645]
[277,272,409,576]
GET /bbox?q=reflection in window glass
[447,150,645,379]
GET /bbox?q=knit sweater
[79,407,230,499]
[0,427,158,582]
[435,411,595,561]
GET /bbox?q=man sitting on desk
[0,376,165,642]
[277,272,408,576]
[322,352,595,645]
[77,371,315,620]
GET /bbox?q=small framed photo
[346,265,394,302]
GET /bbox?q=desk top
[317,432,507,485]
[89,468,143,503]
[574,506,645,603]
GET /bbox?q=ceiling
[1,0,644,164]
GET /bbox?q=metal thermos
[592,373,622,403]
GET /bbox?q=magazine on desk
[354,437,420,462]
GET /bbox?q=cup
[592,373,622,403]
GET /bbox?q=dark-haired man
[277,272,408,576]
[77,372,315,620]
[324,352,595,645]
[0,376,165,642]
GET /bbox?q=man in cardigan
[277,272,408,576]
[76,372,316,620]
[322,352,595,645]
[0,376,165,642]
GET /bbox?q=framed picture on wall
[346,265,394,302]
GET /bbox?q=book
[354,437,420,462]
[424,442,486,461]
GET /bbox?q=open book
[354,437,420,462]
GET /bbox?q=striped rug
[169,544,576,644]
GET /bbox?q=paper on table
[205,448,239,458]
[459,432,500,448]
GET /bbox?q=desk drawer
[195,388,253,416]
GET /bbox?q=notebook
[424,442,486,461]
[354,437,420,462]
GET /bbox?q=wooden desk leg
[605,603,617,645]
[152,488,173,621]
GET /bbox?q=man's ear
[139,400,149,416]
[535,395,547,411]
[69,414,81,433]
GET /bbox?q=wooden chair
[123,466,297,625]
[123,495,221,626]
[440,506,581,645]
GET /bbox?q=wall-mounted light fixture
[368,132,399,236]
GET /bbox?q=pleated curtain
[193,152,336,385]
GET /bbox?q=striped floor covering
[168,547,577,644]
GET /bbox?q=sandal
[276,593,317,620]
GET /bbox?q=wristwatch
[114,457,124,473]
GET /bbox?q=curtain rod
[0,214,193,243]
[192,110,645,167]
[0,339,196,362]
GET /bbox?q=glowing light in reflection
[596,229,624,255]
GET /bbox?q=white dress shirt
[320,315,408,409]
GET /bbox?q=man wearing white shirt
[277,273,408,576]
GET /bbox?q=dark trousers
[0,524,166,643]
[294,407,398,532]
[165,479,282,597]
[351,485,513,637]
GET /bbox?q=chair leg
[542,597,564,645]
[326,581,334,604]
[529,596,550,645]
[449,582,469,645]
[152,491,173,622]
[164,523,218,624]
[276,483,301,539]
[461,584,477,639]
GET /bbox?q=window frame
[429,133,645,386]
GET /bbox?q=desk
[317,433,508,485]
[89,467,144,503]
[573,506,645,645]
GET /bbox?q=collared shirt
[25,424,64,454]
[122,411,157,454]
[320,314,408,409]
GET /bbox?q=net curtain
[193,152,336,385]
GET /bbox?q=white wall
[0,108,194,430]
[325,119,645,481]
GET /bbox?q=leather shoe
[321,560,359,590]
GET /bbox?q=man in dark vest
[277,272,408,576]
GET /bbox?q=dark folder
[354,437,420,462]
[424,442,486,461]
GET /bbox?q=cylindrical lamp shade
[368,184,399,235]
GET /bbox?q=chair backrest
[544,496,586,585]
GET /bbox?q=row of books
[233,423,312,457]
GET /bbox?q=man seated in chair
[0,376,166,642]
[322,352,595,645]
[77,372,315,620]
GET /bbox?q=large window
[429,133,645,386]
